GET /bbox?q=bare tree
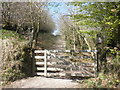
[2,2,55,48]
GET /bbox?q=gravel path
[6,76,80,88]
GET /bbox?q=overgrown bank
[0,29,33,86]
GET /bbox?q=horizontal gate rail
[47,55,93,59]
[34,50,46,53]
[34,50,97,53]
[48,50,97,53]
[35,56,46,59]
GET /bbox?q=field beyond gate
[34,50,97,78]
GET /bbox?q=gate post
[32,48,36,76]
[94,50,98,77]
[44,50,47,76]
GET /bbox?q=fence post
[44,50,47,76]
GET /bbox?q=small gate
[34,50,97,77]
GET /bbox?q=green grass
[0,29,25,41]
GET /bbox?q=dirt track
[6,76,80,88]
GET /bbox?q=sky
[46,2,75,35]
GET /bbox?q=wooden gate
[34,50,97,77]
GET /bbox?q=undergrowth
[77,73,120,88]
[0,29,32,86]
[78,50,120,88]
